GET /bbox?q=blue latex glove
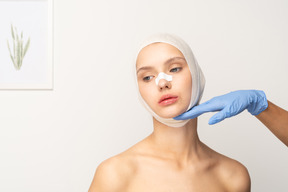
[174,90,268,125]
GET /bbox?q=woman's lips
[158,94,178,106]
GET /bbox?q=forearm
[255,101,288,147]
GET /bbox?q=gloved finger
[173,106,202,120]
[174,100,224,120]
[208,107,230,125]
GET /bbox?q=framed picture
[0,0,53,90]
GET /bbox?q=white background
[0,0,287,191]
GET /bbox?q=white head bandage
[134,33,205,128]
[155,72,173,86]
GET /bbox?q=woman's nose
[158,79,172,90]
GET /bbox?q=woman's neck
[147,117,202,164]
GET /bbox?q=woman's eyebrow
[137,66,153,74]
[137,57,185,74]
[164,57,186,65]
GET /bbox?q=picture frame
[0,0,53,90]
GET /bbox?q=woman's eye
[143,76,153,81]
[170,67,182,73]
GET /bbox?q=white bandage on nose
[155,72,173,86]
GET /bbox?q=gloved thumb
[208,107,230,125]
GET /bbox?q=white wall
[0,0,287,191]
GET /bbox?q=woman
[89,33,251,192]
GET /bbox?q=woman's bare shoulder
[213,151,251,192]
[88,142,145,192]
[88,149,138,192]
[199,143,250,191]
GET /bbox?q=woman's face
[136,42,192,118]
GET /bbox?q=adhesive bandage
[155,72,172,86]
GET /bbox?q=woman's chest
[125,163,227,192]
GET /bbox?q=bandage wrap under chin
[134,33,206,128]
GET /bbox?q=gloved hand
[174,90,268,125]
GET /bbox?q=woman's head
[134,33,205,128]
[136,42,192,118]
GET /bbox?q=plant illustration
[7,24,30,70]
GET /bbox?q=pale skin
[88,43,251,192]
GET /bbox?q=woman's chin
[156,108,187,119]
